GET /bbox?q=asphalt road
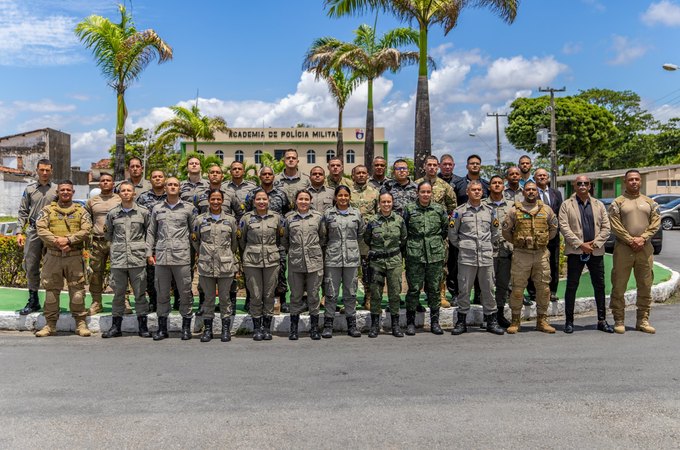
[655,228,680,270]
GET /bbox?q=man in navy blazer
[535,168,563,301]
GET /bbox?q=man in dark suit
[534,168,563,301]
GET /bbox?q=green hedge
[0,236,26,287]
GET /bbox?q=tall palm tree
[75,4,173,180]
[303,21,421,170]
[155,104,230,155]
[325,0,519,177]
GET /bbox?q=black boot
[485,314,505,335]
[346,316,361,337]
[262,315,273,340]
[405,310,416,336]
[430,308,444,335]
[252,317,263,341]
[19,290,41,315]
[153,316,169,341]
[200,319,213,342]
[180,317,192,340]
[221,317,232,342]
[452,312,467,335]
[321,317,334,338]
[309,314,321,340]
[368,314,380,338]
[289,314,299,340]
[102,316,123,338]
[230,291,237,316]
[280,293,289,313]
[391,314,404,337]
[137,315,152,338]
[496,309,511,328]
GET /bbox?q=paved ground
[655,229,680,269]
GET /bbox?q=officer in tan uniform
[608,169,661,334]
[86,172,121,315]
[350,164,378,310]
[502,181,558,334]
[34,180,93,337]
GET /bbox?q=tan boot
[613,312,625,334]
[636,311,656,334]
[440,282,451,308]
[536,314,556,333]
[35,322,57,337]
[124,298,133,315]
[363,292,371,311]
[75,319,92,337]
[506,314,522,334]
[273,299,281,316]
[88,299,103,316]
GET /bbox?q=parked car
[599,198,663,255]
[659,198,680,230]
[650,193,680,206]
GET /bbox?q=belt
[371,249,402,259]
[48,249,82,257]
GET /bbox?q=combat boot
[221,317,232,342]
[102,316,123,338]
[35,321,57,337]
[180,317,192,340]
[200,319,213,342]
[321,317,334,339]
[363,292,372,311]
[346,316,361,338]
[496,309,511,328]
[252,317,264,341]
[485,314,505,335]
[137,315,152,338]
[20,290,41,315]
[451,312,467,335]
[405,310,416,336]
[440,282,451,308]
[368,314,380,338]
[89,295,103,316]
[390,314,404,337]
[153,317,169,341]
[289,314,299,340]
[309,314,321,340]
[75,319,92,337]
[262,315,273,340]
[536,314,556,334]
[430,308,444,335]
[636,311,656,334]
[506,313,522,334]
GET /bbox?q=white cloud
[13,99,76,113]
[71,128,112,168]
[642,0,680,26]
[607,35,650,65]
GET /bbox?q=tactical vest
[47,202,86,248]
[512,200,550,249]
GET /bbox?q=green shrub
[0,236,26,287]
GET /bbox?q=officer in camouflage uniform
[448,180,504,336]
[403,181,449,336]
[16,158,58,315]
[35,180,93,337]
[308,166,335,212]
[502,181,559,334]
[364,191,407,338]
[102,181,151,338]
[274,149,311,201]
[350,164,378,310]
[381,158,417,217]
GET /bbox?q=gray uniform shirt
[146,200,197,265]
[323,206,365,268]
[238,211,284,268]
[448,202,499,267]
[192,211,239,277]
[17,180,58,231]
[282,210,326,273]
[308,185,334,212]
[223,179,257,221]
[105,204,150,268]
[483,197,514,257]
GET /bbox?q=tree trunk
[364,79,375,174]
[114,90,127,181]
[337,108,344,160]
[414,26,431,179]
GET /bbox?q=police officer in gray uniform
[102,181,152,338]
[308,166,335,212]
[448,180,505,335]
[146,177,197,341]
[16,158,58,315]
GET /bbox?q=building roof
[91,158,111,169]
[556,164,680,182]
[0,127,65,141]
[0,165,32,176]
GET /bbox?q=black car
[599,198,663,255]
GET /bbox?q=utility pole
[486,112,507,172]
[539,87,566,188]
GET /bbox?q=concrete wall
[0,173,89,218]
[0,129,71,180]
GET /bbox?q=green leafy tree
[259,153,286,174]
[325,0,519,178]
[75,4,173,180]
[177,152,225,181]
[155,104,230,154]
[107,127,182,178]
[651,118,680,165]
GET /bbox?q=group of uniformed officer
[15,151,661,340]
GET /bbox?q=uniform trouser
[23,226,43,291]
[494,255,512,309]
[547,236,560,294]
[564,254,606,322]
[156,265,193,318]
[244,266,279,319]
[146,263,157,304]
[360,255,370,297]
[369,263,402,315]
[457,264,496,314]
[446,243,459,296]
[509,248,551,315]
[111,267,148,317]
[289,270,323,315]
[41,253,87,323]
[405,260,444,312]
[89,237,110,300]
[199,275,234,319]
[173,248,203,302]
[324,266,359,318]
[276,254,288,298]
[610,242,654,319]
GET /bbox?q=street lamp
[663,63,679,71]
[468,133,500,171]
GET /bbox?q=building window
[235,150,244,163]
[307,149,316,164]
[658,180,669,187]
[326,149,335,162]
[274,149,286,161]
[215,150,224,162]
[254,150,263,164]
[346,149,355,164]
[196,150,205,156]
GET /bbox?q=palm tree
[303,21,421,171]
[155,104,230,154]
[325,0,519,177]
[75,4,173,181]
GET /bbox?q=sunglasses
[576,181,590,186]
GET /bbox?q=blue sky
[3,0,680,172]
